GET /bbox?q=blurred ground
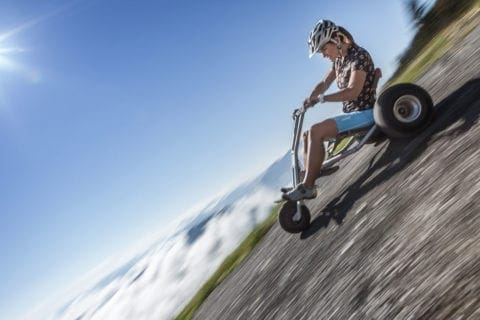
[192,26,480,320]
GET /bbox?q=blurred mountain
[178,151,290,245]
[34,151,291,320]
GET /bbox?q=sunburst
[0,47,24,70]
[0,0,84,83]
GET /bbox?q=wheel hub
[393,95,422,123]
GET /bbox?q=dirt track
[192,25,480,320]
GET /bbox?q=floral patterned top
[334,44,376,113]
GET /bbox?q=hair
[335,26,356,45]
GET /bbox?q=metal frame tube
[322,125,378,169]
[290,110,306,221]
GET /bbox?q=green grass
[175,204,281,320]
[388,4,479,85]
[331,137,354,156]
[390,0,478,83]
[393,34,448,83]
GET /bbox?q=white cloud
[27,187,278,320]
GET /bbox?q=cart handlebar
[292,98,321,119]
[292,107,306,119]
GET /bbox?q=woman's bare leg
[304,119,339,188]
[302,131,309,171]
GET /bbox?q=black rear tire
[374,83,433,138]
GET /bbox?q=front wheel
[278,201,310,233]
[374,83,433,138]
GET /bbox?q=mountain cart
[278,73,434,233]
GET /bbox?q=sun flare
[0,47,23,70]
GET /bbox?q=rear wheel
[278,201,310,233]
[374,83,433,138]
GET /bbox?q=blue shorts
[332,109,375,134]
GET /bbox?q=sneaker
[280,167,339,193]
[280,186,294,193]
[282,183,317,201]
[280,170,305,193]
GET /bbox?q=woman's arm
[324,70,366,102]
[310,68,336,98]
[304,68,336,108]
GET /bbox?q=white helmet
[308,19,339,58]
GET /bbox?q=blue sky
[0,0,415,318]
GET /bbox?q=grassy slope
[175,4,479,319]
[387,1,479,85]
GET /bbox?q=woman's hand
[303,96,320,109]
